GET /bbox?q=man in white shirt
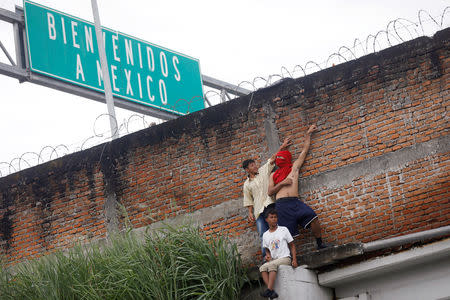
[259,207,297,299]
[242,138,292,258]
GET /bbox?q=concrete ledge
[277,265,319,283]
[274,265,333,300]
[318,238,450,287]
[298,243,364,269]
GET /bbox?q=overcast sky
[0,0,448,176]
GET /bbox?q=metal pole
[202,74,252,96]
[204,95,212,107]
[0,39,16,66]
[91,0,119,140]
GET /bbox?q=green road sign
[23,0,204,116]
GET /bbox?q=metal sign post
[91,0,118,140]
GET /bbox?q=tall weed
[0,224,247,300]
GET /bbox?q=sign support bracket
[0,39,15,66]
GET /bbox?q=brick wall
[1,28,448,265]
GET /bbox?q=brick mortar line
[131,135,449,237]
[131,103,282,237]
[299,134,449,192]
[131,198,246,237]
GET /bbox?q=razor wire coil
[0,7,448,177]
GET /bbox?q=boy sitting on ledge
[260,208,298,299]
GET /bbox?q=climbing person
[268,124,331,250]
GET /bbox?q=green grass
[0,224,248,299]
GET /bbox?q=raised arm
[269,137,292,164]
[292,125,317,172]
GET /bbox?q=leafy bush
[0,224,247,299]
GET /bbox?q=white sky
[0,0,449,176]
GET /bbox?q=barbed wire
[222,7,449,93]
[0,114,165,178]
[0,7,448,178]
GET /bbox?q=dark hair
[242,159,255,170]
[265,207,277,218]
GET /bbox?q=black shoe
[260,289,272,298]
[317,243,334,250]
[269,290,279,299]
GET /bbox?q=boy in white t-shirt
[259,208,298,299]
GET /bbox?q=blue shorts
[276,197,317,237]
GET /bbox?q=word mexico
[24,1,204,115]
